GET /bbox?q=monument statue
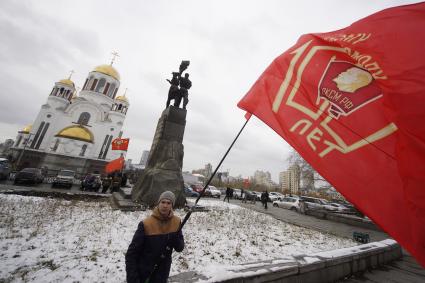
[165,61,192,109]
[166,72,180,108]
[131,60,191,208]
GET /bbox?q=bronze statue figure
[166,72,180,108]
[178,73,191,110]
[166,61,192,109]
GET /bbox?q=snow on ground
[0,194,357,282]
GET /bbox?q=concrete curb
[306,210,380,231]
[169,239,402,283]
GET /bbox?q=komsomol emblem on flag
[318,58,382,119]
[238,3,425,266]
[111,138,130,151]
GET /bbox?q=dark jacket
[261,192,269,202]
[125,207,184,283]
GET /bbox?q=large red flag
[105,157,125,173]
[111,138,130,151]
[238,3,425,266]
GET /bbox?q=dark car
[184,186,200,197]
[244,190,257,201]
[14,168,44,185]
[0,158,11,180]
[81,173,102,192]
[190,184,210,196]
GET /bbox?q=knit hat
[158,191,176,207]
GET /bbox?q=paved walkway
[234,199,388,241]
[228,199,425,282]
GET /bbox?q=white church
[11,62,130,175]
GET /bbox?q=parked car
[217,187,227,195]
[14,168,44,185]
[300,196,328,210]
[269,192,284,201]
[273,196,300,211]
[81,173,102,192]
[267,194,279,202]
[190,185,204,194]
[207,185,221,198]
[184,186,200,197]
[269,192,285,200]
[253,191,262,201]
[321,200,339,212]
[328,203,352,213]
[0,158,11,180]
[51,169,75,188]
[233,189,242,199]
[242,190,257,202]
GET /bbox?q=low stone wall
[306,209,381,231]
[169,239,401,283]
[326,213,380,231]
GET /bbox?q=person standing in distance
[125,191,185,283]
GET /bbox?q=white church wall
[67,101,105,125]
[55,138,92,157]
[80,90,115,108]
[80,71,120,105]
[46,96,70,109]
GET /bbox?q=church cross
[68,70,75,79]
[110,51,120,65]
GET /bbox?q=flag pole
[179,115,251,230]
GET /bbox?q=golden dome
[115,95,128,103]
[93,64,120,81]
[21,124,32,134]
[59,79,75,87]
[56,125,94,143]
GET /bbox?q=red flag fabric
[105,157,125,173]
[238,3,425,266]
[111,138,130,151]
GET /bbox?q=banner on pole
[111,138,130,151]
[238,3,425,266]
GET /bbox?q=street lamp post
[15,133,34,171]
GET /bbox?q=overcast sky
[0,0,419,181]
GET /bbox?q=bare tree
[286,149,332,190]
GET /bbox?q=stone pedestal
[131,106,186,208]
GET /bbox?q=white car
[273,197,300,211]
[328,203,351,213]
[268,194,279,202]
[300,196,329,211]
[52,169,75,188]
[207,186,221,198]
[269,192,284,201]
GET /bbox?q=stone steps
[110,187,141,211]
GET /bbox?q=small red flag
[238,3,425,266]
[105,157,125,173]
[111,138,130,151]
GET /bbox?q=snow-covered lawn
[0,194,357,282]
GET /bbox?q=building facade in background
[192,163,213,180]
[10,63,130,175]
[139,150,150,166]
[280,164,300,195]
[253,170,272,185]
